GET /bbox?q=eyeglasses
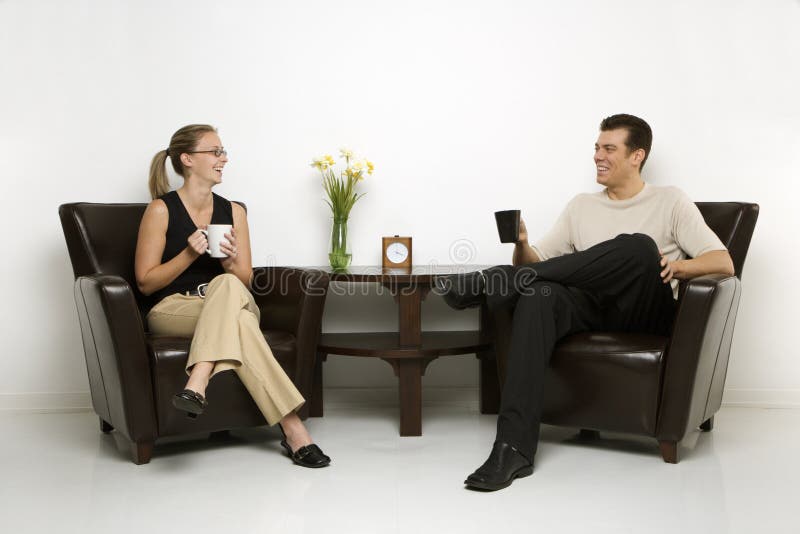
[188,148,227,157]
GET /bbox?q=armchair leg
[99,418,114,434]
[659,440,678,464]
[309,352,325,417]
[130,441,154,465]
[700,416,714,432]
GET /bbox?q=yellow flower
[311,154,337,172]
[312,148,373,193]
[310,156,327,171]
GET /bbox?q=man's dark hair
[599,114,652,171]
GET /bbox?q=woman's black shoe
[280,440,331,468]
[172,389,207,418]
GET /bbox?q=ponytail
[148,124,217,199]
[148,149,170,199]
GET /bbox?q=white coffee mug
[200,224,232,258]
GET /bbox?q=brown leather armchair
[489,202,759,463]
[59,202,329,464]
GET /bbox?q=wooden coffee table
[309,265,499,436]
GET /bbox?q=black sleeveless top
[151,191,234,303]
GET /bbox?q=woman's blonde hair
[148,124,217,199]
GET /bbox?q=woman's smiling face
[183,131,228,185]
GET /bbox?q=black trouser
[487,233,676,462]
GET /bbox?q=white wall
[1,0,798,408]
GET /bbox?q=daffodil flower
[313,147,374,220]
[310,156,329,171]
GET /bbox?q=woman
[134,124,330,468]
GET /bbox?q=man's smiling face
[594,128,643,187]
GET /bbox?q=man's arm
[512,218,541,266]
[660,249,735,284]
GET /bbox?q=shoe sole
[172,395,204,415]
[441,292,482,311]
[291,460,331,468]
[464,465,533,491]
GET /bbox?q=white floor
[1,391,797,534]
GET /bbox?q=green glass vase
[328,216,352,271]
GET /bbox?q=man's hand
[512,217,540,266]
[517,218,529,245]
[659,250,677,284]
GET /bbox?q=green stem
[331,219,339,251]
[331,216,348,253]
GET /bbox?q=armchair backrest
[696,202,759,279]
[60,203,146,280]
[60,201,248,315]
[60,202,150,311]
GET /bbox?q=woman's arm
[218,202,253,288]
[134,199,207,296]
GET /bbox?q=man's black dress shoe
[280,440,331,468]
[464,441,533,491]
[433,270,487,310]
[171,389,207,418]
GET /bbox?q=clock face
[386,242,409,264]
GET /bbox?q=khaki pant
[147,273,304,425]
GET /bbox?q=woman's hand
[186,227,208,257]
[219,227,239,268]
[224,204,253,287]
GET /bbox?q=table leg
[393,283,425,434]
[396,359,423,436]
[309,352,326,417]
[383,357,433,436]
[396,288,422,346]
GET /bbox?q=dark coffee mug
[494,210,520,243]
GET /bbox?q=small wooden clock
[382,235,412,269]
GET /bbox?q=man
[435,114,734,491]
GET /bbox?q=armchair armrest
[74,274,157,443]
[250,267,330,397]
[656,273,742,441]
